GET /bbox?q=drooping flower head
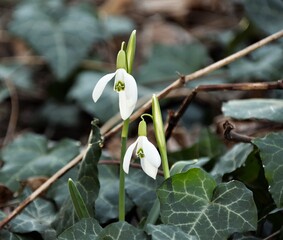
[92,68,137,120]
[123,120,161,179]
[92,31,137,120]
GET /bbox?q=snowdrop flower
[123,120,161,179]
[92,68,138,120]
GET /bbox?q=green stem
[119,118,129,221]
[160,148,170,180]
[144,143,170,227]
[143,199,160,227]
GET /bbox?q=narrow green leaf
[126,30,136,74]
[146,224,197,240]
[68,178,90,219]
[76,120,102,218]
[252,132,283,207]
[97,221,147,240]
[58,218,102,240]
[222,99,283,123]
[158,168,257,240]
[47,168,78,209]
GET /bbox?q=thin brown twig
[2,78,19,146]
[263,230,281,240]
[164,80,283,140]
[102,29,283,140]
[165,89,197,141]
[0,147,87,229]
[223,120,254,143]
[194,80,283,92]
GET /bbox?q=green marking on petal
[114,81,125,92]
[137,148,145,158]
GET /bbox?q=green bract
[152,94,166,150]
[126,30,136,74]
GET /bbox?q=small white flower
[123,136,161,179]
[92,68,137,120]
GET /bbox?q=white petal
[123,139,138,174]
[114,68,127,85]
[142,137,162,168]
[140,158,159,179]
[124,72,138,111]
[137,136,161,179]
[119,91,131,120]
[92,72,116,102]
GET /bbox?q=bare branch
[223,121,254,143]
[164,80,283,140]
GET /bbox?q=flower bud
[116,42,127,71]
[138,120,147,137]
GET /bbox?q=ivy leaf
[0,230,31,240]
[244,0,283,35]
[170,158,210,175]
[47,168,78,209]
[0,64,33,90]
[9,190,56,235]
[222,99,283,123]
[146,224,197,240]
[39,101,80,127]
[137,43,209,87]
[0,133,80,191]
[211,143,254,176]
[95,164,134,223]
[57,218,102,240]
[75,120,102,218]
[103,16,135,36]
[52,198,75,235]
[9,1,104,80]
[125,168,163,213]
[97,221,147,240]
[228,45,283,81]
[252,132,283,207]
[157,168,257,240]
